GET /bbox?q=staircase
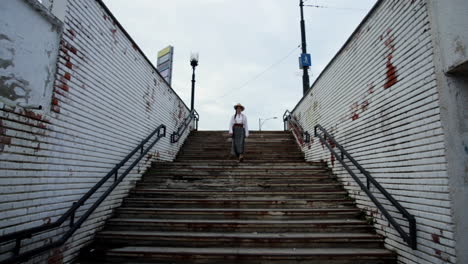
[78,131,396,264]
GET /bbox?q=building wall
[290,0,459,263]
[427,1,468,263]
[0,0,193,263]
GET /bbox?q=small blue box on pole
[299,53,311,69]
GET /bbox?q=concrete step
[183,141,298,146]
[177,152,304,157]
[152,162,325,168]
[145,171,331,178]
[129,189,349,199]
[94,231,384,248]
[182,144,299,149]
[134,182,344,191]
[175,158,306,163]
[140,177,337,185]
[122,198,355,209]
[148,166,330,174]
[115,207,361,220]
[189,137,295,141]
[79,246,396,264]
[104,218,373,233]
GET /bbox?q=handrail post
[304,131,310,143]
[14,239,21,255]
[69,203,76,227]
[409,217,417,249]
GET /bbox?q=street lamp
[190,53,199,111]
[259,117,278,131]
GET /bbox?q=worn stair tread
[107,218,366,224]
[106,246,395,256]
[131,189,345,193]
[123,198,351,202]
[118,207,359,212]
[98,231,382,240]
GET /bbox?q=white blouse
[229,113,249,137]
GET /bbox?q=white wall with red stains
[290,0,465,263]
[0,0,194,263]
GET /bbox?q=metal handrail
[283,110,310,145]
[314,124,417,249]
[171,110,199,143]
[0,124,167,264]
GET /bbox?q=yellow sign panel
[158,46,172,57]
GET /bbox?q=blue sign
[299,53,311,68]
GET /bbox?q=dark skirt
[231,126,245,157]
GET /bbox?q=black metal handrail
[283,110,310,144]
[171,110,199,143]
[0,124,167,264]
[314,124,417,249]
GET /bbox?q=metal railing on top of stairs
[283,110,310,145]
[282,109,417,249]
[0,124,167,264]
[171,110,199,143]
[314,124,417,249]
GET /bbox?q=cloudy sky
[103,0,377,130]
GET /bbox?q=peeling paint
[453,36,466,57]
[0,34,11,41]
[0,75,32,102]
[367,83,375,94]
[361,100,369,111]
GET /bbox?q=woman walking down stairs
[77,131,396,264]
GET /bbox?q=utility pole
[299,0,311,95]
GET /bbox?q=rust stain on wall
[0,119,12,152]
[367,83,375,94]
[64,72,71,81]
[384,54,398,89]
[382,29,398,89]
[47,247,64,264]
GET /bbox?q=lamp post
[299,0,311,94]
[259,117,278,131]
[190,53,199,111]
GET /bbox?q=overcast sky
[103,0,377,131]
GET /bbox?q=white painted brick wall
[290,0,457,263]
[0,0,194,263]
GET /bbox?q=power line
[218,45,301,99]
[304,4,367,11]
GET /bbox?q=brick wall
[0,0,193,263]
[290,0,458,263]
